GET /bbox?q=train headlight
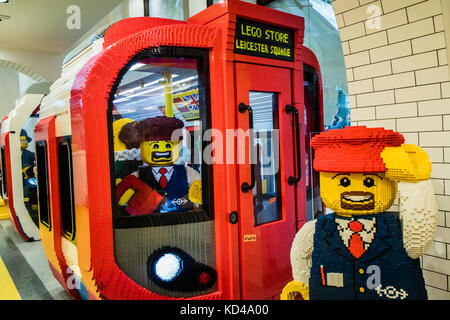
[154,253,183,282]
[147,246,217,292]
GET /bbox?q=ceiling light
[129,63,146,71]
[121,75,195,100]
[112,97,130,103]
[0,0,10,4]
[115,75,181,100]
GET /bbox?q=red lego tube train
[35,0,324,300]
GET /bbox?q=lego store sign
[234,18,295,62]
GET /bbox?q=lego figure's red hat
[311,126,405,173]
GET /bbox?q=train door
[236,63,297,299]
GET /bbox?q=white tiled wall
[332,0,450,299]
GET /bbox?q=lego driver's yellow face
[320,172,397,216]
[140,140,181,167]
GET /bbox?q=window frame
[249,91,282,226]
[107,46,214,229]
[36,140,51,230]
[58,136,76,241]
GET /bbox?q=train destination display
[234,17,295,62]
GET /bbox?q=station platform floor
[0,217,72,300]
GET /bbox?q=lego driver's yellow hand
[119,189,135,206]
[381,144,432,183]
[188,180,202,205]
[280,281,309,300]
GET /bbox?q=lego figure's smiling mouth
[152,151,172,162]
[341,191,375,210]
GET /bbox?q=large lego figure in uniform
[116,116,202,215]
[282,126,438,300]
[20,129,39,225]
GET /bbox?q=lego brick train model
[24,0,325,300]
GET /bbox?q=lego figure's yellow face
[320,172,397,217]
[20,136,28,150]
[140,140,181,167]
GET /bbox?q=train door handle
[286,104,301,185]
[238,102,256,193]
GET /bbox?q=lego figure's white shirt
[290,219,316,285]
[398,180,438,259]
[152,166,175,183]
[335,217,376,251]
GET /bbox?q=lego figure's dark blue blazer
[139,165,189,199]
[309,212,427,300]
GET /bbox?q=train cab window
[36,141,51,229]
[1,146,7,197]
[58,139,76,240]
[110,49,212,228]
[250,92,281,226]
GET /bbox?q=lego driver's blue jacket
[309,212,427,300]
[139,165,194,212]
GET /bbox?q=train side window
[58,138,76,240]
[1,146,7,197]
[36,141,51,229]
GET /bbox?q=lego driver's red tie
[348,220,365,259]
[159,168,168,189]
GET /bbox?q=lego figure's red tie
[159,168,168,189]
[348,220,365,259]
